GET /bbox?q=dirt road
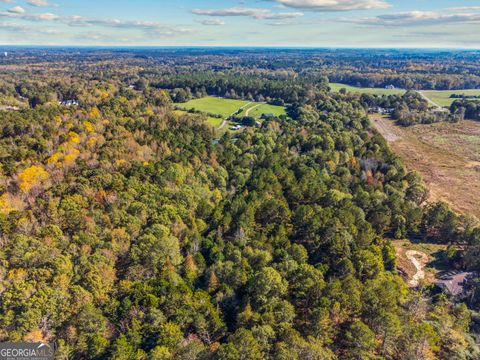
[417,91,443,109]
[245,103,264,117]
[218,102,253,129]
[370,115,401,142]
[405,250,429,287]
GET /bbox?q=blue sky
[0,0,479,47]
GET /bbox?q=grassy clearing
[240,103,286,118]
[205,117,223,127]
[173,109,223,128]
[176,97,287,133]
[394,239,447,258]
[329,82,406,96]
[176,96,251,118]
[178,96,286,120]
[371,115,480,218]
[421,90,480,107]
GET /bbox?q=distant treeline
[451,100,480,120]
[450,94,480,99]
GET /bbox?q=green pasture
[421,90,480,107]
[239,103,286,118]
[329,83,406,96]
[176,96,251,118]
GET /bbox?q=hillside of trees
[0,49,479,359]
[2,48,480,93]
[450,100,480,121]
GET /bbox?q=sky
[0,0,480,48]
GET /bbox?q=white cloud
[26,0,51,7]
[0,10,57,20]
[8,6,25,13]
[193,7,267,18]
[200,18,225,26]
[0,10,192,36]
[446,6,480,12]
[342,11,480,27]
[0,22,25,30]
[0,21,58,34]
[192,7,303,19]
[267,12,305,19]
[269,0,390,11]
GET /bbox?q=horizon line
[1,45,480,51]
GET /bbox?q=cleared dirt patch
[393,240,447,286]
[405,250,429,287]
[370,116,402,142]
[466,161,480,169]
[371,116,480,219]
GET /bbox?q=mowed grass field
[329,82,406,95]
[371,115,480,218]
[176,96,287,132]
[239,103,286,118]
[421,90,480,107]
[173,110,223,127]
[177,96,251,118]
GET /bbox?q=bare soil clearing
[371,115,480,219]
[405,250,429,287]
[371,116,402,142]
[393,240,447,287]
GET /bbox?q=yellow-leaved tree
[0,193,17,213]
[68,131,80,145]
[89,107,101,118]
[17,165,49,193]
[83,121,95,132]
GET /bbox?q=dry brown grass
[371,115,480,219]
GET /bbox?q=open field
[177,96,251,118]
[239,103,286,118]
[420,90,480,107]
[371,115,480,219]
[178,96,286,120]
[330,84,480,108]
[176,97,287,133]
[329,82,406,95]
[173,110,223,127]
[205,117,223,127]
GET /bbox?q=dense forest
[450,100,480,121]
[0,49,480,359]
[2,48,480,93]
[356,91,464,126]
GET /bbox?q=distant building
[436,271,474,296]
[385,85,395,90]
[59,100,79,106]
[432,107,449,113]
[0,105,20,111]
[368,106,395,115]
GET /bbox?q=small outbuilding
[435,271,473,296]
